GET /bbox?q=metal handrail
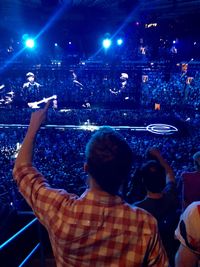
[0,218,37,251]
[18,242,40,267]
[0,216,46,266]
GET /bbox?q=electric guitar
[28,95,57,108]
[0,84,5,90]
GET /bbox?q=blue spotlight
[103,38,112,49]
[117,38,123,46]
[25,39,35,49]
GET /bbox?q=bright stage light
[25,39,35,48]
[103,38,111,49]
[117,39,123,46]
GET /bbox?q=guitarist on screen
[22,72,42,104]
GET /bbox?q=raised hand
[28,101,50,136]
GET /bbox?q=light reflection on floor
[0,123,178,135]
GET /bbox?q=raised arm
[14,101,50,169]
[13,101,73,226]
[146,148,175,184]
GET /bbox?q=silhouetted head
[85,126,133,195]
[141,160,166,193]
[26,72,35,83]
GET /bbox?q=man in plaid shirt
[13,102,168,266]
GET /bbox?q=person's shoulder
[35,82,41,87]
[180,201,200,231]
[126,202,157,225]
[184,201,200,217]
[175,201,200,253]
[132,199,143,207]
[23,82,29,88]
[132,198,148,210]
[130,205,159,235]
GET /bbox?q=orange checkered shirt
[13,164,168,267]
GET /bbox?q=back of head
[193,151,200,171]
[85,126,133,195]
[141,160,166,193]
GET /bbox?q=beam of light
[117,38,123,46]
[1,36,35,73]
[87,2,141,61]
[0,124,178,135]
[25,39,35,48]
[35,3,69,40]
[102,38,112,49]
[0,47,26,73]
[111,5,141,41]
[0,2,69,74]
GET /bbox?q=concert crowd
[0,62,200,267]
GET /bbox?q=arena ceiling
[0,1,134,30]
[1,0,200,23]
[0,0,200,42]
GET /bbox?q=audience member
[13,103,168,266]
[125,167,146,203]
[175,201,200,267]
[133,148,179,266]
[181,151,200,210]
